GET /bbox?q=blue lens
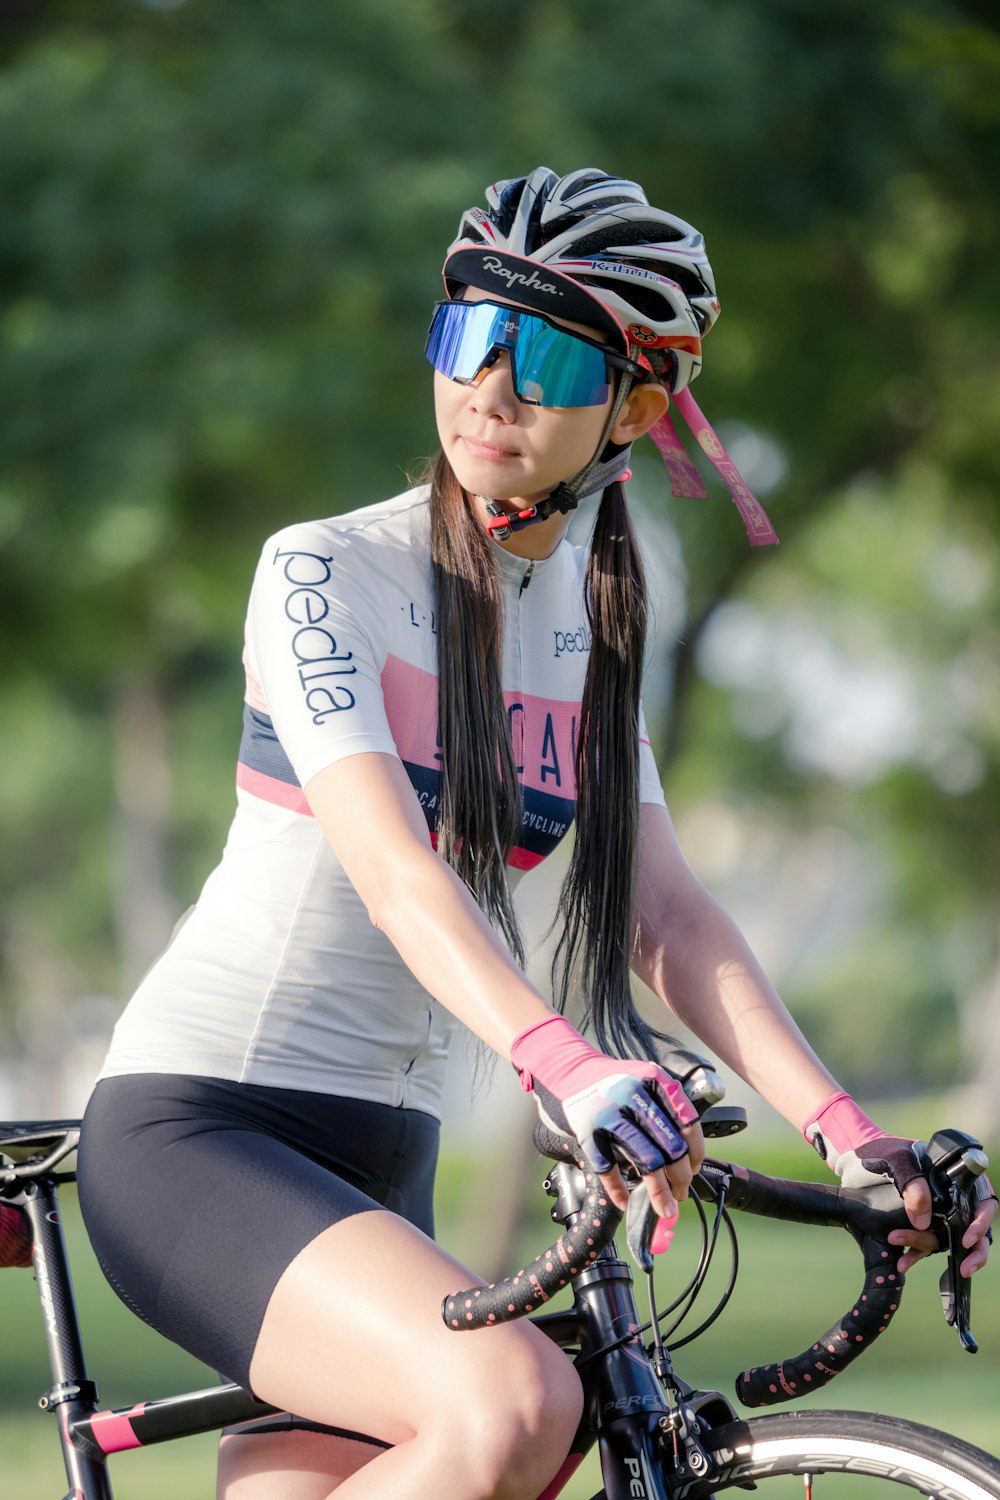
[425,302,612,408]
[513,315,611,407]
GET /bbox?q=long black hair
[429,451,673,1060]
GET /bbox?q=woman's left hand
[888,1176,996,1276]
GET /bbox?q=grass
[2,1141,998,1499]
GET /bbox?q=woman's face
[433,287,619,506]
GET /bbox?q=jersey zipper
[518,561,535,596]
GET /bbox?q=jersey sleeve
[244,523,400,789]
[638,702,667,808]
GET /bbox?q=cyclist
[75,168,995,1500]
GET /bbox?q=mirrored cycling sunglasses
[425,299,645,409]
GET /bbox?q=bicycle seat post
[20,1175,114,1500]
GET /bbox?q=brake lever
[625,1180,658,1272]
[920,1128,990,1354]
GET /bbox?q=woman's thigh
[217,1428,380,1498]
[247,1209,582,1454]
[77,1074,442,1389]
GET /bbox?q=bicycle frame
[8,1118,989,1500]
[15,1169,273,1500]
[529,1160,737,1500]
[12,1144,729,1500]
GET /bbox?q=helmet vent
[575,276,664,321]
[494,179,526,236]
[564,218,686,258]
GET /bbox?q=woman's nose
[469,351,518,415]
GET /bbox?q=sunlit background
[1,2,998,1495]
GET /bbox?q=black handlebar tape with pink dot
[442,1137,621,1331]
[736,1233,905,1407]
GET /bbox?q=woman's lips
[461,436,520,462]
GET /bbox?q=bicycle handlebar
[442,1122,990,1412]
[442,1127,621,1330]
[713,1164,910,1406]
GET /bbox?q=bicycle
[2,1053,998,1500]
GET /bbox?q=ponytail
[551,481,673,1059]
[429,453,525,965]
[428,460,668,1060]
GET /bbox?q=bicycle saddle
[0,1120,82,1160]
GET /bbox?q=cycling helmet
[442,168,777,546]
[444,166,718,396]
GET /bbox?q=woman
[77,168,995,1500]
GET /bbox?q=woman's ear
[611,381,670,445]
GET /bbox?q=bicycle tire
[590,1410,1000,1500]
[702,1411,1000,1500]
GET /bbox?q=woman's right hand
[510,1014,705,1218]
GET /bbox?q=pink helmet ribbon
[647,389,779,548]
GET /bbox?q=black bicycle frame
[15,1158,733,1500]
[528,1159,737,1500]
[15,1172,273,1500]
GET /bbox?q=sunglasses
[425,299,645,409]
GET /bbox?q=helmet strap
[484,373,636,543]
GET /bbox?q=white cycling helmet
[443,166,720,395]
[440,168,778,547]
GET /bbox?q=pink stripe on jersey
[242,638,270,714]
[236,763,314,817]
[381,653,581,798]
[428,831,544,872]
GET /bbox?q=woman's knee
[448,1338,583,1495]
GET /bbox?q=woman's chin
[448,458,559,506]
[451,464,525,501]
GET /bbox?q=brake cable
[576,1177,737,1368]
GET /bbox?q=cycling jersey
[99,486,667,1117]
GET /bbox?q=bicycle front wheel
[697,1410,1000,1500]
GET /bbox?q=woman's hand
[805,1091,996,1278]
[888,1178,996,1277]
[600,1116,705,1222]
[510,1014,703,1221]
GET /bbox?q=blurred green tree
[0,0,997,1113]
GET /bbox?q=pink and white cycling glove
[803,1091,924,1195]
[510,1014,698,1179]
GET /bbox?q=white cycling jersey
[99,486,667,1117]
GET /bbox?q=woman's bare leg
[217,1429,378,1498]
[235,1209,582,1500]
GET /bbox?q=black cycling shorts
[77,1074,439,1392]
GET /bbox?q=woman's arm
[630,802,839,1128]
[305,751,552,1058]
[305,752,701,1215]
[631,802,996,1272]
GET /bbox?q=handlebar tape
[442,1131,622,1331]
[735,1232,906,1406]
[709,1162,909,1407]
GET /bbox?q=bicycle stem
[545,1161,720,1496]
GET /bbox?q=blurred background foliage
[2,3,1000,1495]
[1,0,998,1128]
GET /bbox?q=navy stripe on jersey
[240,704,299,787]
[239,707,574,863]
